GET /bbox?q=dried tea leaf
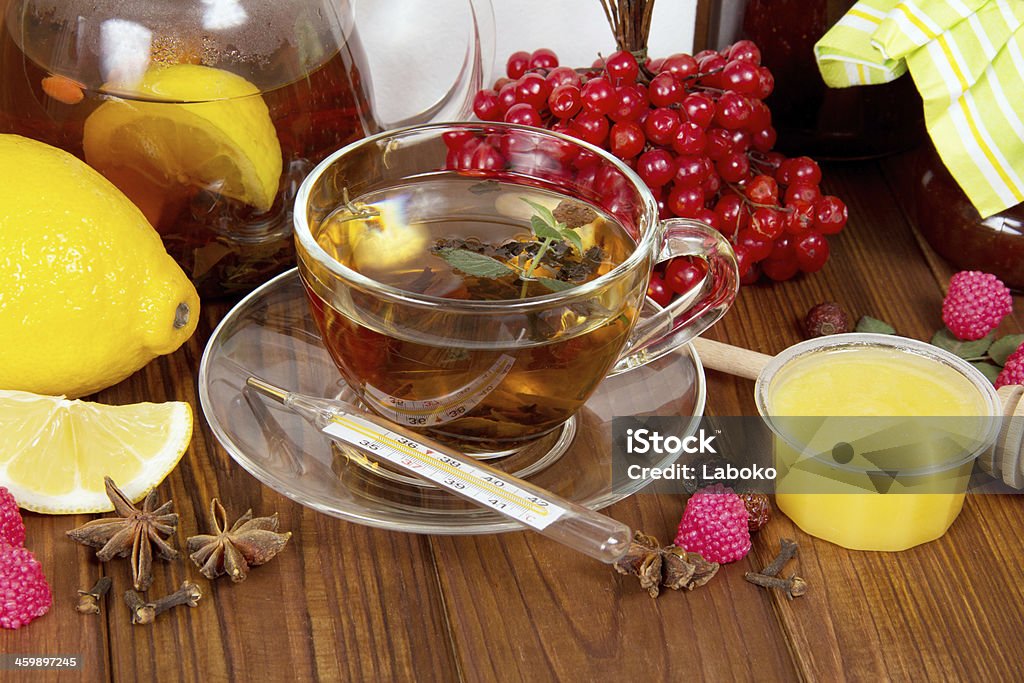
[971,361,1001,384]
[436,248,515,279]
[930,328,995,360]
[856,315,896,335]
[989,334,1024,366]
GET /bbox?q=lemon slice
[0,390,192,514]
[83,64,282,212]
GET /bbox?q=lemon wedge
[0,391,192,514]
[83,64,282,212]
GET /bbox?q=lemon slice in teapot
[83,64,282,213]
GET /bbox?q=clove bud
[76,576,112,615]
[124,581,202,625]
[744,572,808,600]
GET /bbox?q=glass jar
[709,0,926,159]
[914,143,1024,289]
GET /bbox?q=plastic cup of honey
[754,333,1000,551]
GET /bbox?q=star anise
[66,477,179,592]
[613,531,720,598]
[186,499,291,582]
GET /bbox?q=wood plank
[703,160,1024,681]
[432,492,798,682]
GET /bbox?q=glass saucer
[198,269,706,534]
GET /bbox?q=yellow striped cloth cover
[814,0,1024,218]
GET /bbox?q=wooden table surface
[3,150,1023,682]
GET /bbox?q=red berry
[644,107,681,146]
[795,231,830,273]
[727,40,761,66]
[506,51,530,79]
[608,85,647,122]
[504,102,542,127]
[682,93,715,128]
[528,48,559,71]
[674,484,751,564]
[647,274,673,307]
[705,128,735,161]
[665,256,709,295]
[515,73,551,111]
[736,229,773,261]
[745,174,778,204]
[637,149,676,189]
[569,110,609,146]
[778,156,822,185]
[605,50,640,85]
[762,256,800,281]
[660,53,698,80]
[667,184,705,217]
[581,77,616,115]
[548,84,582,119]
[750,207,784,239]
[750,126,777,152]
[672,121,707,156]
[674,155,712,187]
[755,67,775,99]
[609,121,645,159]
[0,488,25,548]
[496,81,518,112]
[734,243,754,278]
[714,194,748,234]
[814,196,848,234]
[716,151,750,183]
[694,208,720,231]
[0,544,51,629]
[714,91,753,129]
[472,89,501,121]
[697,53,727,84]
[648,72,683,107]
[942,271,1014,340]
[702,172,721,196]
[722,60,760,96]
[785,182,822,205]
[545,66,580,89]
[784,200,816,235]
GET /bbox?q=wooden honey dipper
[691,336,1024,489]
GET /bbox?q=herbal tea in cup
[295,124,738,454]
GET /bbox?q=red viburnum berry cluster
[467,44,848,290]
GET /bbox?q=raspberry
[0,544,52,629]
[674,484,751,563]
[942,271,1013,341]
[996,354,1024,389]
[0,487,25,548]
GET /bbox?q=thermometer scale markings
[322,415,567,530]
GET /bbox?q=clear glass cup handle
[362,0,495,129]
[610,219,739,376]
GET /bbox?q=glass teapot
[0,0,494,297]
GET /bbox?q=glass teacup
[294,123,738,455]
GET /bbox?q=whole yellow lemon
[0,135,200,398]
